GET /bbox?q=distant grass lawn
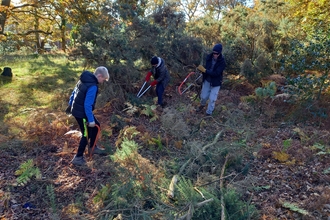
[0,54,84,135]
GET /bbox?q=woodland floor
[0,81,330,220]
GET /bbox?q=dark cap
[213,44,222,53]
[151,56,159,65]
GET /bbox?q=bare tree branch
[16,30,53,36]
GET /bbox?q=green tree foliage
[282,31,330,101]
[218,1,298,81]
[2,0,105,52]
[5,0,54,52]
[224,189,258,219]
[73,0,204,100]
[178,0,202,22]
[43,0,104,52]
[285,0,330,37]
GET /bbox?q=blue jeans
[200,81,220,115]
[156,83,165,105]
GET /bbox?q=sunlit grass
[0,54,85,135]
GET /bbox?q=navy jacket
[69,71,99,121]
[152,58,170,87]
[203,53,226,87]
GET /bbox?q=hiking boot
[89,146,107,156]
[71,156,86,166]
[196,105,205,113]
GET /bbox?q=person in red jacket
[145,56,170,108]
[196,44,226,116]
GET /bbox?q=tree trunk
[0,0,11,34]
[33,8,41,53]
[60,17,66,52]
[61,25,66,52]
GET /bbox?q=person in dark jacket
[196,44,226,115]
[145,56,170,108]
[66,66,109,166]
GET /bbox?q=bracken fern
[15,159,41,186]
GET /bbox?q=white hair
[94,66,109,79]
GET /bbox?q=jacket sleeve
[84,86,97,123]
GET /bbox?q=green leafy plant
[254,185,271,192]
[141,104,158,122]
[311,143,330,155]
[93,184,111,207]
[15,159,41,186]
[150,135,163,150]
[112,138,139,162]
[46,184,58,218]
[323,167,330,174]
[175,176,257,220]
[110,114,127,131]
[282,202,309,216]
[283,139,292,152]
[177,176,197,202]
[255,81,277,99]
[224,189,259,220]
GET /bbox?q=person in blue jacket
[66,66,109,166]
[145,56,170,108]
[196,44,226,116]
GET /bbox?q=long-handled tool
[89,124,101,158]
[137,81,151,98]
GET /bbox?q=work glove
[150,80,158,87]
[88,121,96,127]
[145,71,152,82]
[65,106,72,115]
[197,65,206,73]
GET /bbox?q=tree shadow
[6,55,80,110]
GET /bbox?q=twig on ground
[167,175,179,198]
[176,199,214,220]
[201,130,222,152]
[220,154,229,220]
[196,172,235,187]
[193,187,205,199]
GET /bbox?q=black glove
[65,106,72,115]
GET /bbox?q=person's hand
[150,80,158,86]
[88,121,96,127]
[145,71,152,81]
[65,106,72,115]
[197,65,206,73]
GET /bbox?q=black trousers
[75,116,100,157]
